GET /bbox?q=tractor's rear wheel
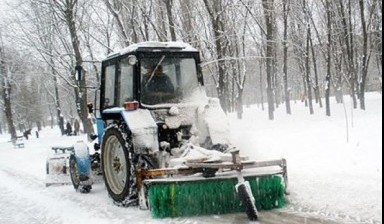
[102,124,136,206]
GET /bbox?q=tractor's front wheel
[69,154,92,193]
[69,154,80,190]
[102,125,136,206]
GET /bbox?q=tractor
[67,42,288,220]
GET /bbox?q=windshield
[141,55,201,106]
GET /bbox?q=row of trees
[0,0,382,138]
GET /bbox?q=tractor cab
[97,42,229,157]
[100,42,205,111]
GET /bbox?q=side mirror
[75,65,83,81]
[87,103,94,114]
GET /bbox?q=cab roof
[106,41,199,60]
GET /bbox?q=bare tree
[0,37,17,140]
[178,0,197,44]
[203,0,230,112]
[283,0,292,114]
[325,0,332,116]
[289,0,308,107]
[358,0,376,110]
[14,73,44,131]
[16,0,72,135]
[309,28,323,108]
[86,1,115,55]
[103,0,131,46]
[262,0,275,120]
[51,0,94,136]
[303,0,314,114]
[40,2,66,134]
[164,0,176,41]
[0,0,380,125]
[336,0,358,108]
[371,0,382,91]
[358,0,366,109]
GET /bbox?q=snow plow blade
[138,150,288,219]
[45,146,74,187]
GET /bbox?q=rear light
[123,101,139,111]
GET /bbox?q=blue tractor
[69,42,288,220]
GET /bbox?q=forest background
[0,0,381,138]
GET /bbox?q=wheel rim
[70,156,80,188]
[104,135,127,195]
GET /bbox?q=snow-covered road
[0,93,381,224]
[0,166,339,224]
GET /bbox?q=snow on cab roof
[106,41,198,59]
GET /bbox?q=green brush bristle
[148,175,286,218]
[249,175,286,210]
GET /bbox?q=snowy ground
[0,92,382,224]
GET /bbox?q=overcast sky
[0,0,8,9]
[0,0,10,18]
[0,0,17,14]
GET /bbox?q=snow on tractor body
[68,42,288,220]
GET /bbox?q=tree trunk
[62,1,95,136]
[339,0,357,108]
[180,0,194,43]
[0,46,17,140]
[236,18,249,119]
[158,2,169,42]
[262,0,275,120]
[232,62,236,113]
[305,22,314,114]
[334,50,344,103]
[203,0,229,112]
[237,88,244,119]
[46,38,65,135]
[48,103,54,129]
[165,0,176,41]
[53,69,65,135]
[302,70,308,107]
[358,0,369,110]
[325,0,332,116]
[36,121,42,131]
[283,0,291,114]
[259,60,265,111]
[310,33,323,108]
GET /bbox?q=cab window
[104,65,116,107]
[118,58,134,106]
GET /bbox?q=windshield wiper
[144,55,166,88]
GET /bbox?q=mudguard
[73,140,91,177]
[103,108,159,154]
[121,109,159,154]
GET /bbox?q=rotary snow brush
[138,150,288,220]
